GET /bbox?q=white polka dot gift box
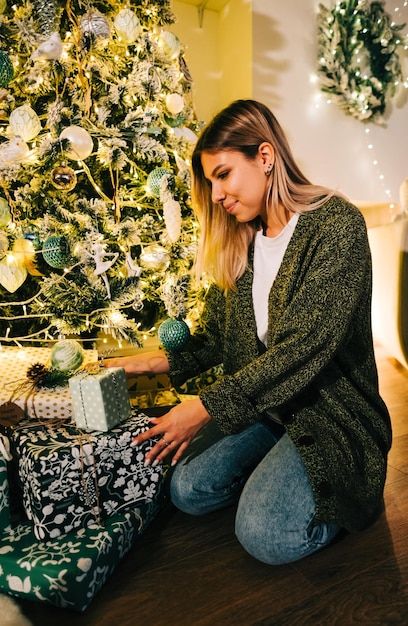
[69,367,131,432]
[0,346,98,420]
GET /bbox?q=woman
[107,99,391,565]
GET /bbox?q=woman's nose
[212,182,225,204]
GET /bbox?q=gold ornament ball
[51,164,77,192]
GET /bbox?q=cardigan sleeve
[199,201,373,433]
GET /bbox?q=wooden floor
[14,343,408,625]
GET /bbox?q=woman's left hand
[132,398,212,467]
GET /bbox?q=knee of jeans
[235,507,339,565]
[169,465,206,516]
[235,506,312,566]
[235,510,290,565]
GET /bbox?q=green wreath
[317,0,407,123]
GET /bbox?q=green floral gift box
[0,504,162,611]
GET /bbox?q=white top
[252,213,299,346]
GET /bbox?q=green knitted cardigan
[167,197,392,532]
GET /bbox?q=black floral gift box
[11,408,165,541]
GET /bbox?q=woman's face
[201,148,271,223]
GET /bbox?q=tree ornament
[81,10,111,48]
[317,0,407,123]
[158,31,181,60]
[31,32,63,61]
[173,126,198,143]
[32,0,63,36]
[146,168,173,197]
[163,199,181,242]
[26,362,72,388]
[140,243,170,272]
[0,259,27,292]
[158,318,190,351]
[0,232,9,259]
[12,237,41,276]
[59,125,94,160]
[0,137,29,165]
[42,235,71,269]
[9,104,42,142]
[23,225,41,249]
[51,163,77,192]
[0,0,6,15]
[50,339,84,371]
[0,50,14,88]
[87,242,119,300]
[0,197,11,228]
[114,9,141,44]
[166,94,184,115]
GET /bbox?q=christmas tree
[0,0,200,351]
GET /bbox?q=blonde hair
[192,99,342,291]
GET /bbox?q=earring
[266,163,273,176]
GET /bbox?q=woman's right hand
[104,349,170,377]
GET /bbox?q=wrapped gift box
[69,367,131,431]
[0,346,98,421]
[13,409,165,541]
[0,433,11,531]
[0,501,164,611]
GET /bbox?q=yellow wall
[218,0,252,111]
[172,1,252,122]
[172,1,220,122]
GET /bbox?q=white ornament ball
[59,126,94,161]
[114,9,141,44]
[166,94,184,115]
[81,10,111,46]
[50,339,84,371]
[158,31,181,60]
[9,104,41,141]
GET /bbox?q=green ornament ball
[50,339,84,371]
[42,235,71,269]
[146,168,173,197]
[0,50,14,88]
[158,318,190,351]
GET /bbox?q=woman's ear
[258,142,275,174]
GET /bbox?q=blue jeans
[169,419,340,565]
